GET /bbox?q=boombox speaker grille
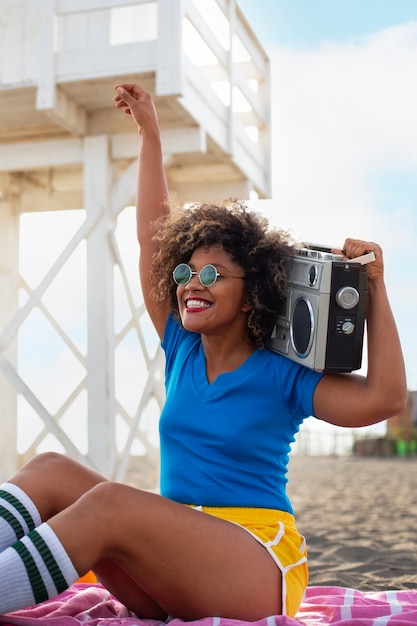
[291,297,314,357]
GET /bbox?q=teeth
[186,299,210,309]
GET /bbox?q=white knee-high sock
[0,483,42,551]
[0,523,79,615]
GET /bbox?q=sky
[237,0,417,392]
[238,0,417,46]
[14,0,417,457]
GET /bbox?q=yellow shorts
[190,506,307,618]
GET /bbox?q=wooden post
[0,193,20,481]
[156,0,183,95]
[84,135,116,477]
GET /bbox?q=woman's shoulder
[259,346,324,388]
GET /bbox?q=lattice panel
[1,204,164,486]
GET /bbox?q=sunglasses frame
[172,263,245,287]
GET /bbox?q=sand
[287,455,417,591]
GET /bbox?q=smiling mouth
[185,299,211,310]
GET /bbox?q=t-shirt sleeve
[278,356,324,420]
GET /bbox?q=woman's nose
[185,273,203,289]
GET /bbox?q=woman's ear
[241,298,253,313]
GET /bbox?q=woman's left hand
[332,238,383,282]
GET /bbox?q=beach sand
[287,455,417,591]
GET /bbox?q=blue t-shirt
[159,314,323,513]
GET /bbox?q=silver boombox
[269,245,375,373]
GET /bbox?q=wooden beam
[0,138,83,171]
[0,128,206,172]
[20,188,83,213]
[37,87,88,136]
[111,127,206,160]
[56,41,156,82]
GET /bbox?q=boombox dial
[335,286,360,310]
[341,320,355,335]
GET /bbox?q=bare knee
[21,451,68,473]
[81,481,137,514]
[77,482,150,541]
[13,452,108,520]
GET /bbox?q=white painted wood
[22,1,41,83]
[233,0,269,77]
[0,211,102,350]
[84,136,117,478]
[56,41,157,81]
[1,0,23,84]
[0,353,90,465]
[20,188,83,213]
[39,87,88,136]
[86,10,110,47]
[0,198,19,481]
[111,127,206,161]
[0,127,205,172]
[56,9,92,50]
[57,8,110,50]
[227,0,236,157]
[170,178,251,204]
[36,0,55,111]
[181,60,230,153]
[185,0,229,69]
[156,0,183,95]
[0,0,56,85]
[0,138,83,171]
[258,53,272,197]
[0,0,270,195]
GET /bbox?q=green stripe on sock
[30,530,69,594]
[0,490,36,531]
[12,541,48,604]
[0,504,24,540]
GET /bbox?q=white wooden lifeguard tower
[0,0,271,485]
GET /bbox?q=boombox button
[341,320,355,335]
[336,286,360,310]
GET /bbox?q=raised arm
[114,84,170,339]
[313,238,407,427]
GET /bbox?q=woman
[0,84,406,620]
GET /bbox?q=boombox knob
[336,286,360,310]
[341,320,355,335]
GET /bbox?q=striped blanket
[0,584,416,626]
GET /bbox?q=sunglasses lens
[173,263,192,285]
[200,265,217,287]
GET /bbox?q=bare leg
[2,453,165,618]
[47,482,282,621]
[93,559,168,619]
[5,453,282,620]
[8,452,107,520]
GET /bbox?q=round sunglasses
[172,263,245,287]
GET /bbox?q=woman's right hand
[114,83,159,134]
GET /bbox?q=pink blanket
[1,584,417,626]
